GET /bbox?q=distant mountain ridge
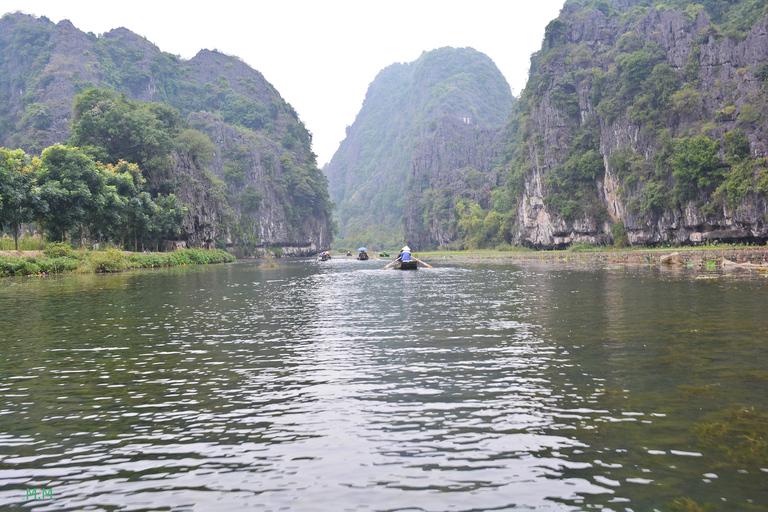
[0,12,332,254]
[323,47,514,249]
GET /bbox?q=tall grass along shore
[0,242,236,277]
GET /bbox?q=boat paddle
[382,260,398,270]
[414,257,434,269]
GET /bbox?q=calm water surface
[0,257,766,511]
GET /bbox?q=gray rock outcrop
[513,4,768,249]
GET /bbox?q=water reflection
[1,260,766,511]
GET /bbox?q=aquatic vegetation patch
[35,256,79,273]
[667,496,715,512]
[126,249,237,268]
[0,256,41,276]
[694,407,768,468]
[679,383,721,398]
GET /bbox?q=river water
[0,257,766,511]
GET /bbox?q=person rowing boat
[382,246,434,270]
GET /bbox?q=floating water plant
[667,496,714,512]
[694,407,768,468]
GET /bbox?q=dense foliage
[0,87,227,250]
[69,89,187,194]
[0,144,185,250]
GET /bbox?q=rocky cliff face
[168,150,225,249]
[512,2,768,248]
[405,116,503,249]
[324,47,514,249]
[190,111,331,256]
[0,13,332,254]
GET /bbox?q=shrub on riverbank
[125,248,236,268]
[0,248,236,277]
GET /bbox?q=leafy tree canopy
[69,88,186,193]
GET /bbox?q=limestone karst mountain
[401,0,768,250]
[0,12,332,254]
[504,0,768,248]
[323,46,514,250]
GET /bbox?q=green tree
[125,191,154,252]
[640,180,672,214]
[19,103,53,130]
[0,148,40,250]
[672,136,723,204]
[278,153,332,223]
[178,129,215,166]
[723,129,751,162]
[455,199,486,249]
[223,146,250,186]
[631,63,680,126]
[38,144,106,243]
[96,160,144,248]
[717,129,760,206]
[240,184,263,212]
[617,44,664,100]
[148,193,186,251]
[221,93,269,131]
[69,89,185,193]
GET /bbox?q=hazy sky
[4,0,565,166]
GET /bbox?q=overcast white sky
[3,0,565,166]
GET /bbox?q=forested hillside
[324,47,514,250]
[0,13,332,255]
[402,0,768,250]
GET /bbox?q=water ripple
[1,260,767,510]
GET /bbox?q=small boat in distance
[357,247,369,260]
[317,251,331,261]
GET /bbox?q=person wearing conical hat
[395,246,411,263]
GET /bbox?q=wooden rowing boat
[383,256,434,270]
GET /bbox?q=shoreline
[416,246,768,268]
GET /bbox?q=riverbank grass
[0,243,236,277]
[416,243,767,267]
[0,233,45,251]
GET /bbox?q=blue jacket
[401,251,411,261]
